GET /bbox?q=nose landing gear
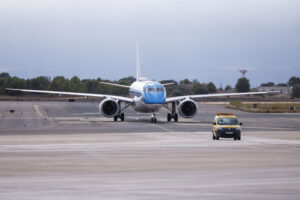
[150,113,157,123]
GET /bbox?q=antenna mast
[239,68,248,77]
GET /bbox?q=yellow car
[212,113,242,140]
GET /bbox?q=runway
[0,101,300,199]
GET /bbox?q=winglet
[136,41,141,81]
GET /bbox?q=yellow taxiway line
[33,105,55,128]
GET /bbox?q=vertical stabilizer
[136,41,141,81]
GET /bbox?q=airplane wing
[5,88,134,103]
[165,91,279,103]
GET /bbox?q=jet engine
[99,98,119,117]
[178,99,198,118]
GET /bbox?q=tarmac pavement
[0,101,300,200]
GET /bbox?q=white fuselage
[129,79,166,113]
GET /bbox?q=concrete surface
[0,101,300,200]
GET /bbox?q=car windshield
[217,118,238,125]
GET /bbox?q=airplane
[6,43,279,123]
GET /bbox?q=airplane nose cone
[143,92,165,104]
[143,82,166,104]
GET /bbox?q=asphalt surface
[0,101,300,200]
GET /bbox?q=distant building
[257,86,292,95]
[178,83,193,90]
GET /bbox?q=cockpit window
[146,87,164,93]
[147,88,155,92]
[156,88,164,92]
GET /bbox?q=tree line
[0,72,299,98]
[0,73,219,97]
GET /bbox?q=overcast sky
[0,0,299,87]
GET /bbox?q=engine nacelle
[99,98,119,118]
[178,99,198,118]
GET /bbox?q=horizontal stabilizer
[162,83,175,86]
[99,82,131,88]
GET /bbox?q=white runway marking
[55,117,113,122]
[58,121,89,124]
[0,133,299,152]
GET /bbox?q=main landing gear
[166,102,178,122]
[114,113,125,122]
[167,113,178,122]
[113,102,130,122]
